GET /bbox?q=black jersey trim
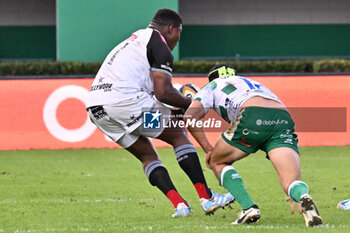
[146,29,174,74]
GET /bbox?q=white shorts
[87,92,171,148]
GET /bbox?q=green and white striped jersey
[194,75,284,122]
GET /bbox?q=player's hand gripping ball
[179,83,200,99]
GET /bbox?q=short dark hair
[208,64,236,82]
[151,8,182,27]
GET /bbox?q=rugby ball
[179,83,200,99]
[337,199,350,210]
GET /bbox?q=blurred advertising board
[0,75,349,150]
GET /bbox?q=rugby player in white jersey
[86,9,233,217]
[184,64,322,226]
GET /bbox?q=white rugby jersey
[194,75,284,122]
[87,27,174,107]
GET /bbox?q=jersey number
[220,78,262,95]
[240,77,262,90]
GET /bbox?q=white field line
[0,198,157,205]
[1,224,349,233]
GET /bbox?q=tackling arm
[153,71,191,109]
[184,100,214,153]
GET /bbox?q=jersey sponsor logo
[242,128,259,136]
[143,110,162,129]
[90,106,108,120]
[107,42,129,65]
[256,119,288,126]
[128,33,138,41]
[225,117,240,138]
[126,113,143,127]
[280,129,293,138]
[90,83,113,92]
[283,138,294,144]
[98,77,105,83]
[231,173,241,180]
[238,137,252,148]
[177,154,188,163]
[224,97,239,109]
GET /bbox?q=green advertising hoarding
[57,0,179,62]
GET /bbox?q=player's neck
[148,22,166,34]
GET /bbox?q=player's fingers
[205,152,211,168]
[205,156,210,168]
[297,202,303,214]
[285,197,295,214]
[290,201,295,214]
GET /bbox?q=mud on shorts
[87,92,171,148]
[222,106,299,156]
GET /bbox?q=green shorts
[222,106,299,156]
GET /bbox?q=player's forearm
[156,88,191,109]
[184,101,212,151]
[187,126,213,153]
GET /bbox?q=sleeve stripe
[151,67,172,76]
[157,32,168,45]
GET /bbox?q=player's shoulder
[147,28,168,47]
[128,28,153,41]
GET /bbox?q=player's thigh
[88,106,143,149]
[210,137,249,166]
[268,147,301,191]
[88,106,127,143]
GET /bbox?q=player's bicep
[152,71,173,97]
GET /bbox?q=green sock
[288,180,309,202]
[220,166,255,210]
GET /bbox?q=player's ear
[167,24,176,34]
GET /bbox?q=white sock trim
[287,180,309,198]
[144,160,165,179]
[220,166,236,186]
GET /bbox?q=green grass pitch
[0,146,349,232]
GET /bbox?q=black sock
[174,144,212,199]
[148,166,176,194]
[144,160,186,207]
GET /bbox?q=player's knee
[159,127,190,147]
[207,157,225,173]
[170,134,191,148]
[140,155,160,168]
